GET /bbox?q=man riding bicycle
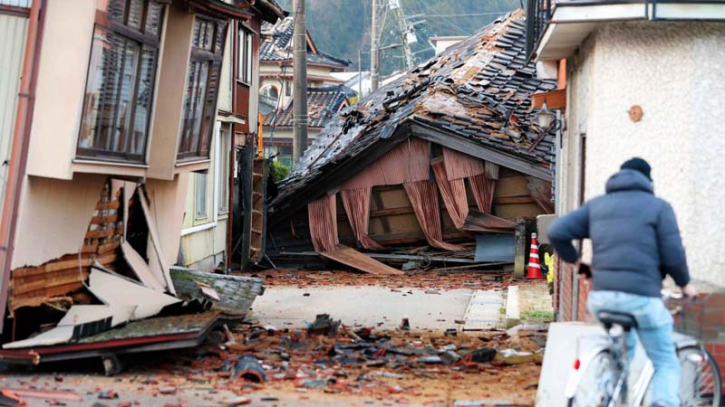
[548,158,698,407]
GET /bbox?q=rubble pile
[260,270,518,291]
[147,321,546,405]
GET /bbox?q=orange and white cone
[526,232,544,279]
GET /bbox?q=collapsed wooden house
[266,12,557,273]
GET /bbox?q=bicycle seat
[597,311,638,331]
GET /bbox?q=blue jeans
[588,291,680,407]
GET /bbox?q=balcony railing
[525,0,552,61]
[525,0,725,60]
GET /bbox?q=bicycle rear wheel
[678,346,721,407]
[568,350,622,407]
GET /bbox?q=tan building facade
[0,0,282,335]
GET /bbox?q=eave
[535,1,725,61]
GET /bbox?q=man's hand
[682,283,699,298]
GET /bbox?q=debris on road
[261,269,522,292]
[469,347,497,363]
[307,314,341,336]
[233,356,267,383]
[97,390,118,399]
[91,320,546,405]
[399,317,411,331]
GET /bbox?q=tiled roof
[260,17,350,68]
[271,11,557,213]
[264,85,352,129]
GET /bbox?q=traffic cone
[526,232,544,279]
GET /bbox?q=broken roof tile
[270,10,556,213]
[264,85,353,128]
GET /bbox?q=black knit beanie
[621,157,652,181]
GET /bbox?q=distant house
[526,1,725,321]
[257,16,351,165]
[267,12,557,273]
[430,36,467,55]
[263,85,352,167]
[331,71,372,100]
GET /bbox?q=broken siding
[12,174,106,269]
[10,181,124,312]
[270,11,556,221]
[270,160,553,254]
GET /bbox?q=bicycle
[565,292,722,407]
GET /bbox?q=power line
[415,11,508,18]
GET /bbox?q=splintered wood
[9,183,124,313]
[320,246,404,275]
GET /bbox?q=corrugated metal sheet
[0,0,31,8]
[0,13,28,222]
[320,246,404,275]
[474,234,516,262]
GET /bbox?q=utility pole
[389,0,414,70]
[292,0,308,165]
[370,0,380,91]
[358,49,363,97]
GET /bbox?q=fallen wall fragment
[320,246,403,275]
[87,264,181,321]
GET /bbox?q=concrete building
[526,1,725,321]
[0,0,281,336]
[258,16,351,165]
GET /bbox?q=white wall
[26,0,96,180]
[567,22,725,287]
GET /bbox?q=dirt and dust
[143,322,545,406]
[256,269,524,292]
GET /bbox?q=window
[284,80,291,97]
[218,128,230,214]
[237,27,253,84]
[178,17,227,161]
[77,0,164,162]
[195,172,208,218]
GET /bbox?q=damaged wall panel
[10,179,124,313]
[144,175,189,274]
[12,173,106,269]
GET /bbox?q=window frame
[76,0,164,163]
[177,16,227,162]
[194,172,208,219]
[217,127,231,214]
[237,27,253,85]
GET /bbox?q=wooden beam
[493,196,536,205]
[371,190,391,234]
[532,88,566,110]
[410,121,552,181]
[371,207,413,218]
[337,206,414,222]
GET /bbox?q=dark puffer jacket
[548,169,690,297]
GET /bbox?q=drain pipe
[0,0,45,334]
